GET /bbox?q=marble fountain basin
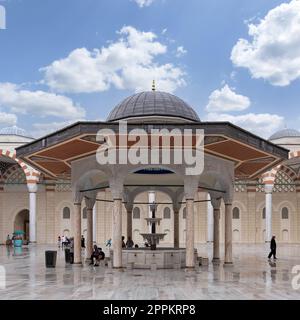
[111,248,198,269]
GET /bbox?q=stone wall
[0,187,299,245]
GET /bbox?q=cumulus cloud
[176,46,187,57]
[206,84,250,112]
[0,111,17,126]
[231,0,300,86]
[0,83,85,119]
[205,112,284,138]
[31,120,83,138]
[41,26,186,93]
[133,0,155,8]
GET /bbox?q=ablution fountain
[140,202,167,250]
[121,201,193,269]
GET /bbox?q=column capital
[183,176,198,199]
[224,202,233,206]
[73,190,83,205]
[172,201,181,213]
[210,196,221,210]
[264,183,274,194]
[109,177,124,200]
[84,195,96,210]
[27,183,38,193]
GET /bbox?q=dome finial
[152,80,156,91]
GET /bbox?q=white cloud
[176,46,187,57]
[31,120,83,138]
[133,0,155,8]
[231,0,300,86]
[206,84,250,112]
[0,83,85,119]
[41,26,186,93]
[0,111,17,127]
[205,112,284,138]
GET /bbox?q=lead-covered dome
[269,128,300,140]
[0,126,31,137]
[107,91,200,122]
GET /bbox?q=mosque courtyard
[0,244,299,300]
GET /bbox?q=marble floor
[0,243,299,300]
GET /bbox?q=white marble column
[211,196,221,262]
[127,208,132,240]
[93,204,96,243]
[174,210,179,248]
[73,202,82,264]
[265,184,274,242]
[112,198,122,268]
[27,183,38,243]
[185,199,195,268]
[148,191,155,233]
[207,193,213,242]
[213,208,220,261]
[86,207,93,259]
[85,197,95,260]
[224,203,233,264]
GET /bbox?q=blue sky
[0,0,299,138]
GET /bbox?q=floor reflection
[0,244,300,300]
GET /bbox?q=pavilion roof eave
[15,121,289,180]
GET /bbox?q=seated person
[134,244,139,248]
[122,236,126,248]
[90,245,105,266]
[126,237,134,248]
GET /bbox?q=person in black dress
[268,235,277,260]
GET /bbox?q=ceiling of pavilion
[15,121,288,182]
[0,155,18,176]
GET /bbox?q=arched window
[232,207,240,219]
[63,207,70,219]
[182,207,186,219]
[133,207,140,219]
[281,207,289,219]
[63,229,70,236]
[163,207,171,219]
[262,207,266,219]
[82,207,87,219]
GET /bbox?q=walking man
[268,235,277,260]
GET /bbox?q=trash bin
[70,251,74,264]
[65,248,71,263]
[45,250,57,268]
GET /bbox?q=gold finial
[152,80,156,91]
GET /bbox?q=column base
[72,262,83,267]
[223,262,233,267]
[113,267,124,271]
[185,266,195,271]
[212,258,220,264]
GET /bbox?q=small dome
[269,128,300,140]
[107,91,200,122]
[0,126,31,137]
